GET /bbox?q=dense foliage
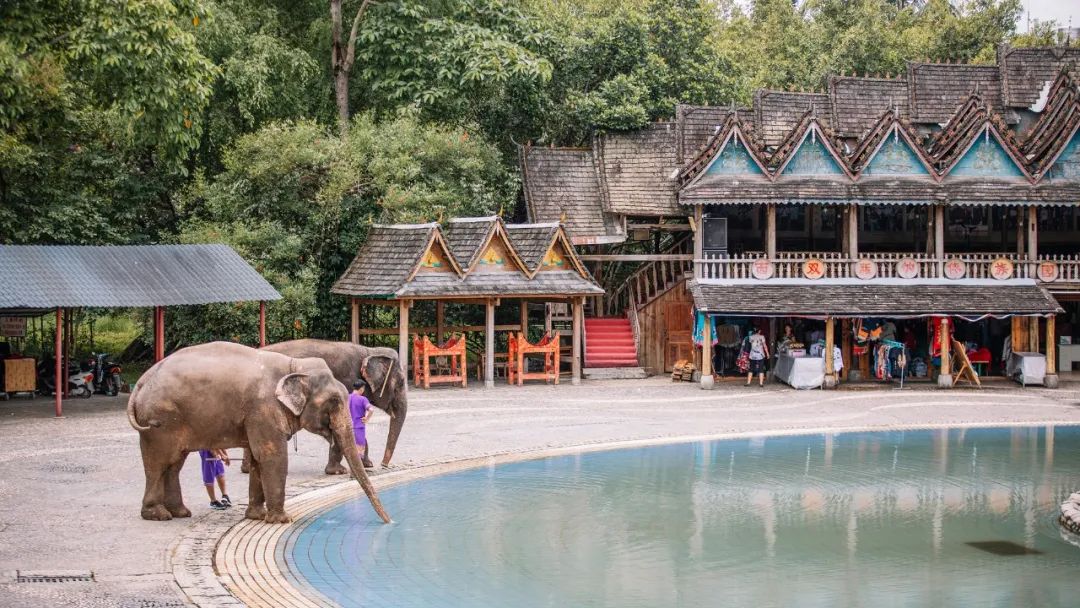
[1,0,1071,349]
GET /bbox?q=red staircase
[584,317,639,368]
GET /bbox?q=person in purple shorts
[199,448,231,510]
[349,380,375,469]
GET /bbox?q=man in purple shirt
[348,379,375,468]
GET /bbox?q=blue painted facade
[1046,129,1080,181]
[862,132,930,177]
[702,135,766,177]
[948,130,1025,178]
[781,132,846,176]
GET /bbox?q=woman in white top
[745,326,770,387]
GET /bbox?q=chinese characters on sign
[0,317,26,338]
[943,259,966,280]
[751,259,775,280]
[853,258,877,280]
[802,258,826,280]
[895,258,920,279]
[1037,261,1059,282]
[990,258,1014,280]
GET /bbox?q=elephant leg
[139,433,174,521]
[245,458,266,521]
[325,436,347,475]
[241,447,251,474]
[163,454,191,518]
[258,451,291,524]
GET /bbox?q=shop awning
[688,280,1063,319]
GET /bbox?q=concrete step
[583,366,649,379]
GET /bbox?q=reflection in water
[290,426,1080,608]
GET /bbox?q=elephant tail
[126,382,158,432]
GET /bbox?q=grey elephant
[260,339,407,473]
[127,341,391,524]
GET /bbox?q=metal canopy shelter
[0,244,281,416]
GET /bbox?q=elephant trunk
[334,424,392,524]
[383,397,406,467]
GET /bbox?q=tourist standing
[745,326,769,387]
[349,379,375,469]
[199,449,231,510]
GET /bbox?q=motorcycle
[87,353,123,396]
[36,355,94,398]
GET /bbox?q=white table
[774,354,824,390]
[1007,351,1046,386]
[1058,344,1080,373]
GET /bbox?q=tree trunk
[330,0,372,138]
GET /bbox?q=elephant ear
[360,354,397,399]
[275,373,310,416]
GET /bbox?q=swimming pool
[284,426,1080,607]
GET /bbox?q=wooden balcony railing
[694,252,1080,283]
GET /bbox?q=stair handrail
[605,236,693,316]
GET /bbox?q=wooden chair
[413,333,468,388]
[512,332,560,385]
[951,339,981,388]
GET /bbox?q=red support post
[154,306,165,362]
[259,301,267,348]
[55,307,63,417]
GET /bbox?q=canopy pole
[259,301,267,347]
[485,299,496,388]
[572,297,583,386]
[700,313,714,390]
[824,316,837,389]
[937,317,952,388]
[55,307,63,418]
[154,306,165,362]
[1046,314,1059,388]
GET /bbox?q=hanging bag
[736,336,751,373]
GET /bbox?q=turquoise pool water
[284,427,1080,607]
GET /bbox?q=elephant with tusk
[259,339,408,474]
[127,341,391,524]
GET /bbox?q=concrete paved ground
[2,378,1080,607]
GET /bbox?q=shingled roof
[332,224,444,297]
[0,244,281,309]
[828,76,910,139]
[594,123,681,216]
[998,45,1080,109]
[504,223,561,273]
[519,146,622,243]
[443,217,498,270]
[689,281,1061,317]
[754,90,831,148]
[908,62,1007,124]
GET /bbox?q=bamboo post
[259,301,267,347]
[1046,314,1059,388]
[485,299,496,388]
[824,316,837,388]
[571,297,583,385]
[398,300,409,378]
[766,204,777,259]
[937,316,953,388]
[700,313,714,390]
[350,298,360,344]
[54,307,63,418]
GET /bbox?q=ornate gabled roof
[908,61,1007,124]
[769,112,853,179]
[754,90,831,148]
[848,108,934,177]
[332,223,443,297]
[678,114,769,187]
[675,104,752,163]
[927,94,1031,179]
[506,222,588,278]
[827,75,910,139]
[1021,70,1080,177]
[998,44,1080,109]
[443,217,499,270]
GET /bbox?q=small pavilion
[0,244,281,415]
[332,217,604,386]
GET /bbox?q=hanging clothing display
[693,311,718,347]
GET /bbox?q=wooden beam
[485,299,496,388]
[54,307,62,418]
[577,254,693,262]
[571,297,582,385]
[766,204,777,259]
[625,223,692,231]
[398,300,409,376]
[350,299,360,344]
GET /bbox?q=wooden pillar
[1046,314,1059,388]
[1016,208,1025,256]
[693,205,704,279]
[937,316,952,388]
[154,306,165,362]
[350,299,360,344]
[436,300,445,342]
[485,299,496,388]
[824,316,837,388]
[572,297,583,385]
[934,204,945,275]
[700,313,714,390]
[766,204,777,259]
[1027,206,1038,261]
[258,301,267,347]
[54,307,63,418]
[841,319,852,381]
[398,300,409,377]
[519,299,528,334]
[847,205,859,258]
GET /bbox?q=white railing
[695,252,1080,283]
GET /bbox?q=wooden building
[332,218,603,386]
[519,45,1080,386]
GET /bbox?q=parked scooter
[87,353,123,396]
[35,355,94,398]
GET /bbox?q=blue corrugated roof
[0,244,281,308]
